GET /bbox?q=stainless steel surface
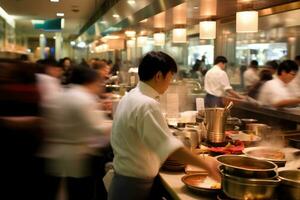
[217,155,278,179]
[246,123,271,138]
[278,170,300,200]
[220,170,280,200]
[172,129,199,150]
[204,108,228,143]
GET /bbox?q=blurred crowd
[0,56,119,200]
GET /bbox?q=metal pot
[278,170,300,200]
[216,155,278,179]
[226,117,241,130]
[240,118,258,130]
[246,123,271,138]
[220,169,280,200]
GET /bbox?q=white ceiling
[0,0,104,39]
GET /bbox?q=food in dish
[247,149,285,160]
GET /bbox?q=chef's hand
[205,156,221,182]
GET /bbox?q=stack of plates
[162,158,185,171]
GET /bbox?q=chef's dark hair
[70,66,99,85]
[277,60,299,75]
[214,56,228,65]
[138,51,177,81]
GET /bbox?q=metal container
[278,170,300,200]
[220,169,280,200]
[240,118,258,130]
[216,155,278,179]
[204,108,228,143]
[226,117,241,130]
[246,123,271,138]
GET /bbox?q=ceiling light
[140,19,148,23]
[236,11,258,33]
[127,0,136,5]
[113,14,120,18]
[50,0,59,2]
[61,18,65,29]
[70,41,76,46]
[172,28,187,43]
[56,13,64,17]
[0,6,15,28]
[31,20,44,25]
[137,36,148,47]
[200,0,217,17]
[194,7,199,9]
[53,36,57,39]
[199,21,216,39]
[127,39,135,48]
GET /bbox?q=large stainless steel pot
[246,123,271,138]
[220,168,280,200]
[216,155,278,179]
[278,170,300,200]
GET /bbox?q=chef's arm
[272,98,300,108]
[169,147,221,181]
[226,89,245,99]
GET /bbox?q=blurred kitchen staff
[258,60,300,107]
[108,51,220,200]
[204,56,244,108]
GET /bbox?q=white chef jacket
[243,68,259,88]
[258,77,295,106]
[111,81,183,179]
[41,85,108,177]
[288,71,300,98]
[204,65,233,97]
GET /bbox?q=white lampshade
[236,11,258,33]
[172,28,186,43]
[200,0,217,17]
[137,36,148,47]
[153,33,165,46]
[199,21,216,39]
[126,39,135,48]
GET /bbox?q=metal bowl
[216,155,278,179]
[278,170,300,200]
[220,169,280,200]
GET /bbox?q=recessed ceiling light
[193,6,199,9]
[56,13,64,17]
[113,14,120,18]
[50,0,59,2]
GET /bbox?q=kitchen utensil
[278,170,300,200]
[205,108,228,143]
[246,123,271,138]
[240,118,257,130]
[220,168,280,200]
[243,146,286,167]
[216,155,277,179]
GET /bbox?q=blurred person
[247,69,273,100]
[243,60,259,90]
[190,59,202,79]
[41,66,111,200]
[265,60,279,77]
[0,60,43,200]
[59,57,73,85]
[36,58,63,109]
[108,51,220,200]
[111,58,121,76]
[204,56,244,108]
[258,60,300,107]
[288,55,300,98]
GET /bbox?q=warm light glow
[199,21,216,39]
[140,19,148,23]
[50,0,59,2]
[127,0,136,5]
[127,39,136,48]
[56,12,64,17]
[0,6,15,27]
[154,12,165,28]
[172,28,186,43]
[61,18,65,29]
[113,14,120,18]
[137,36,148,47]
[153,33,165,46]
[172,3,187,25]
[236,11,258,33]
[200,0,217,17]
[125,30,136,38]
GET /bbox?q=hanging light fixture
[153,33,165,46]
[236,11,258,33]
[125,30,136,38]
[137,36,148,47]
[199,21,216,39]
[154,12,165,29]
[172,28,186,43]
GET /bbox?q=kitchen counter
[159,171,218,200]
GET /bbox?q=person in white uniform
[108,51,220,200]
[42,66,111,200]
[288,55,300,98]
[258,60,300,107]
[204,56,244,108]
[243,60,259,90]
